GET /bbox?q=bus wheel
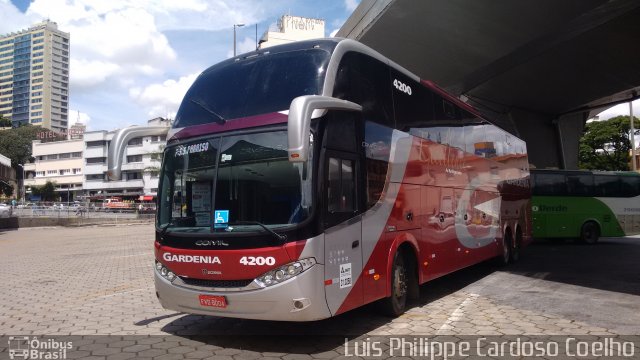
[511,229,522,263]
[382,251,408,317]
[498,231,512,266]
[580,221,599,244]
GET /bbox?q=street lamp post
[17,164,24,204]
[233,23,245,57]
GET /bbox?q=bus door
[323,151,363,315]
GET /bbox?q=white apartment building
[258,15,325,49]
[0,21,70,132]
[23,138,83,201]
[83,118,170,200]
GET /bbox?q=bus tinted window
[566,174,593,196]
[333,52,394,128]
[174,49,330,127]
[594,175,620,197]
[364,121,392,209]
[619,175,640,197]
[391,69,434,133]
[532,173,566,195]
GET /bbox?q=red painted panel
[155,244,295,280]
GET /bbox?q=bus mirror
[288,95,362,162]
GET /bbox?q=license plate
[198,295,227,308]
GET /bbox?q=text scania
[175,142,209,157]
[163,253,221,264]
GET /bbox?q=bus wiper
[229,221,287,243]
[190,99,226,125]
[160,221,175,237]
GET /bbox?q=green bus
[531,169,640,243]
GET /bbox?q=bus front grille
[179,277,253,288]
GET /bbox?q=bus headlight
[156,261,177,283]
[254,258,316,288]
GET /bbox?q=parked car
[0,203,13,218]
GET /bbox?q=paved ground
[1,225,639,359]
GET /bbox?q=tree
[578,115,639,171]
[0,115,11,128]
[0,182,13,197]
[0,124,43,167]
[31,181,56,201]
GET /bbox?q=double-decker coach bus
[109,38,531,321]
[531,169,640,243]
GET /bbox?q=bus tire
[580,221,599,244]
[381,251,408,317]
[511,228,522,263]
[497,230,512,266]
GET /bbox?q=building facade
[83,118,170,200]
[0,153,16,200]
[258,15,325,49]
[0,21,70,132]
[23,139,84,201]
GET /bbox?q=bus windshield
[158,130,313,233]
[173,48,331,127]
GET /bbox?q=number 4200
[239,256,276,266]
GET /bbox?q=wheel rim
[393,264,407,299]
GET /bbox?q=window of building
[85,174,103,181]
[73,168,82,174]
[47,170,58,175]
[30,104,42,110]
[71,152,82,158]
[86,140,106,148]
[46,154,58,160]
[36,171,45,177]
[126,172,142,180]
[86,157,106,164]
[60,169,71,175]
[59,153,71,159]
[127,138,143,146]
[127,155,143,163]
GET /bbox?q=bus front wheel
[580,221,599,244]
[381,251,408,317]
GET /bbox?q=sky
[2,0,360,131]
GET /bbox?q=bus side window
[533,173,566,196]
[566,175,594,196]
[391,69,434,133]
[333,52,394,128]
[594,175,620,197]
[326,157,357,228]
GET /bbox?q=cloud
[329,28,339,37]
[595,99,640,120]
[226,36,258,58]
[70,59,121,88]
[68,109,92,129]
[0,0,36,34]
[345,0,359,11]
[25,1,177,91]
[129,73,199,118]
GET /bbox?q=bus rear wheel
[580,221,599,244]
[497,230,512,266]
[381,251,408,317]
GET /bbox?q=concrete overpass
[337,0,640,169]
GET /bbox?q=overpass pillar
[554,112,586,170]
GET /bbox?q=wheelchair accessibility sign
[214,210,229,228]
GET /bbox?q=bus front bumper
[155,263,332,321]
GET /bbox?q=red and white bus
[110,38,532,321]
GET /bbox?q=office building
[83,118,170,200]
[0,20,70,132]
[23,138,84,202]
